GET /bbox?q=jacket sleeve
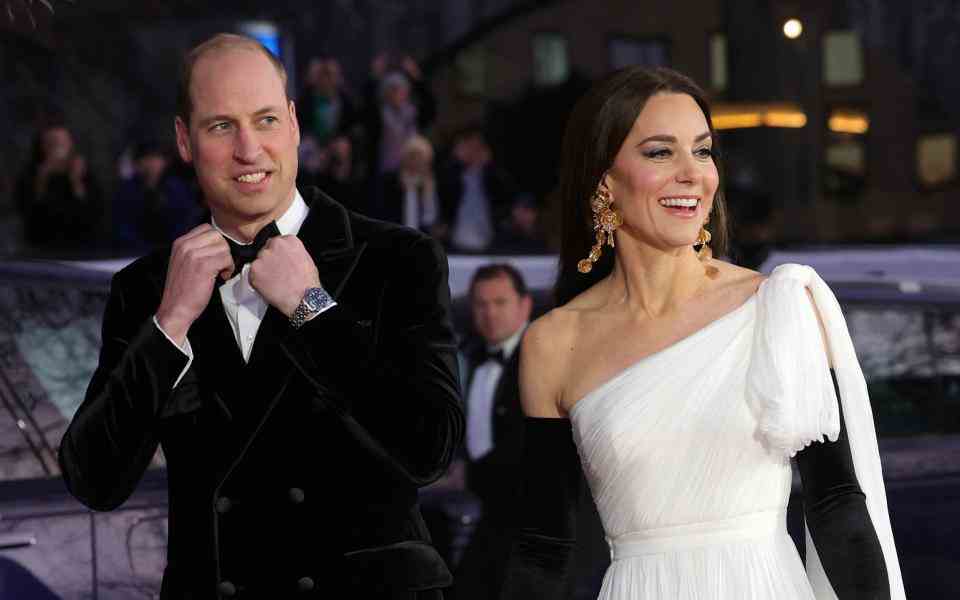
[58,266,188,510]
[500,417,581,600]
[796,369,890,599]
[279,234,464,486]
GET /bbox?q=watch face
[304,287,328,311]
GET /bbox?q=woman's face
[604,92,718,253]
[42,127,74,163]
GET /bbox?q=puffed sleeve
[746,264,905,600]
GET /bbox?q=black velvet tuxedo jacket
[462,342,524,520]
[59,188,465,599]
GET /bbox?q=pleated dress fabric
[568,264,904,600]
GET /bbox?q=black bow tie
[226,221,281,271]
[482,349,506,365]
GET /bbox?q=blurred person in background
[14,122,103,252]
[297,57,358,148]
[364,54,436,178]
[374,134,441,233]
[454,264,532,600]
[297,134,365,214]
[438,127,515,253]
[113,140,200,253]
[492,193,549,254]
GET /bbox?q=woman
[374,134,441,233]
[14,123,103,251]
[501,67,904,599]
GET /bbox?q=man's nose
[233,126,263,164]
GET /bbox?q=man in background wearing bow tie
[452,264,531,600]
[58,33,463,599]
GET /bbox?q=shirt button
[297,576,315,592]
[218,581,237,597]
[215,497,232,514]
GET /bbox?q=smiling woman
[555,68,728,304]
[501,66,905,600]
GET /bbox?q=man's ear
[288,99,301,146]
[174,116,193,164]
[521,294,534,321]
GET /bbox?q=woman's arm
[500,314,582,599]
[800,288,890,598]
[796,370,890,599]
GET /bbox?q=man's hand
[249,235,322,318]
[156,225,234,345]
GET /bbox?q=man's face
[175,48,300,230]
[471,274,532,345]
[136,154,168,186]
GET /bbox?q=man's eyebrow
[196,114,233,128]
[196,106,282,128]
[252,106,282,117]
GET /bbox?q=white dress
[568,264,905,600]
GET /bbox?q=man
[453,264,531,600]
[58,34,463,599]
[113,140,199,251]
[437,128,515,253]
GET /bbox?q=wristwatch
[290,286,335,329]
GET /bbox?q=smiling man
[59,34,463,599]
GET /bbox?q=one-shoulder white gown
[568,264,904,600]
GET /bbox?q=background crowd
[11,53,548,259]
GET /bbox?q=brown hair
[554,66,729,306]
[469,263,530,299]
[176,33,289,123]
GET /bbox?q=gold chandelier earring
[695,217,712,260]
[578,180,622,274]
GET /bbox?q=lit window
[532,33,569,86]
[917,133,957,188]
[710,33,727,91]
[608,36,670,70]
[456,44,486,96]
[823,30,863,86]
[824,138,866,196]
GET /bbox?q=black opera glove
[500,417,582,600]
[795,369,890,599]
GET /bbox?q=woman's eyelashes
[641,146,714,160]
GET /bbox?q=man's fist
[156,224,234,345]
[249,235,322,318]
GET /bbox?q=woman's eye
[696,147,714,158]
[644,148,671,159]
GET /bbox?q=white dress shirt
[465,324,526,461]
[155,190,334,387]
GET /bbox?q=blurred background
[0,0,958,598]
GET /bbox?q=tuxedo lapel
[299,188,366,299]
[188,289,244,421]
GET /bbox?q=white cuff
[153,316,194,389]
[303,300,338,323]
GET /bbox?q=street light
[783,18,803,39]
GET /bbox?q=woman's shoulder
[523,304,580,363]
[519,307,580,417]
[703,259,767,300]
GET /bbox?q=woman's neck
[604,233,708,319]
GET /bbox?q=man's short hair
[469,263,529,299]
[177,33,289,123]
